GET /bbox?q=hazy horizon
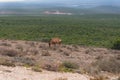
[0,0,120,7]
[0,0,120,15]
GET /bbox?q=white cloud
[0,0,24,2]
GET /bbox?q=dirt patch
[0,66,89,80]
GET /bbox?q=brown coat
[49,37,62,47]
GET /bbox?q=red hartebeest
[49,37,62,47]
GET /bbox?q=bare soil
[0,65,89,80]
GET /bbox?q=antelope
[49,37,62,47]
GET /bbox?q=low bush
[1,49,20,57]
[0,43,11,47]
[60,61,79,72]
[85,56,120,75]
[0,58,15,67]
[94,57,120,74]
[32,65,42,72]
[62,61,79,69]
[111,39,120,50]
[14,57,35,66]
[42,62,60,71]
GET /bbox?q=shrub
[16,44,24,51]
[0,58,15,67]
[28,49,39,55]
[111,39,120,50]
[83,66,100,75]
[41,61,62,71]
[60,61,79,72]
[32,65,42,72]
[59,67,73,72]
[42,62,60,71]
[93,57,120,74]
[0,43,11,47]
[29,42,36,47]
[1,61,15,67]
[14,57,35,66]
[62,61,79,69]
[1,49,20,57]
[63,51,70,56]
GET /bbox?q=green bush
[32,66,42,72]
[112,39,120,50]
[60,61,79,72]
[0,15,120,48]
[62,61,79,69]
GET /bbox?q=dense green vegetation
[0,14,120,48]
[112,39,120,50]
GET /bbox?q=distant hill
[0,2,120,15]
[91,5,120,14]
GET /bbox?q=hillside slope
[0,39,119,80]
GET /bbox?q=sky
[0,0,24,2]
[0,0,119,6]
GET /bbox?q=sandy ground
[0,66,89,80]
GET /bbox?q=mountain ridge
[0,2,120,15]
